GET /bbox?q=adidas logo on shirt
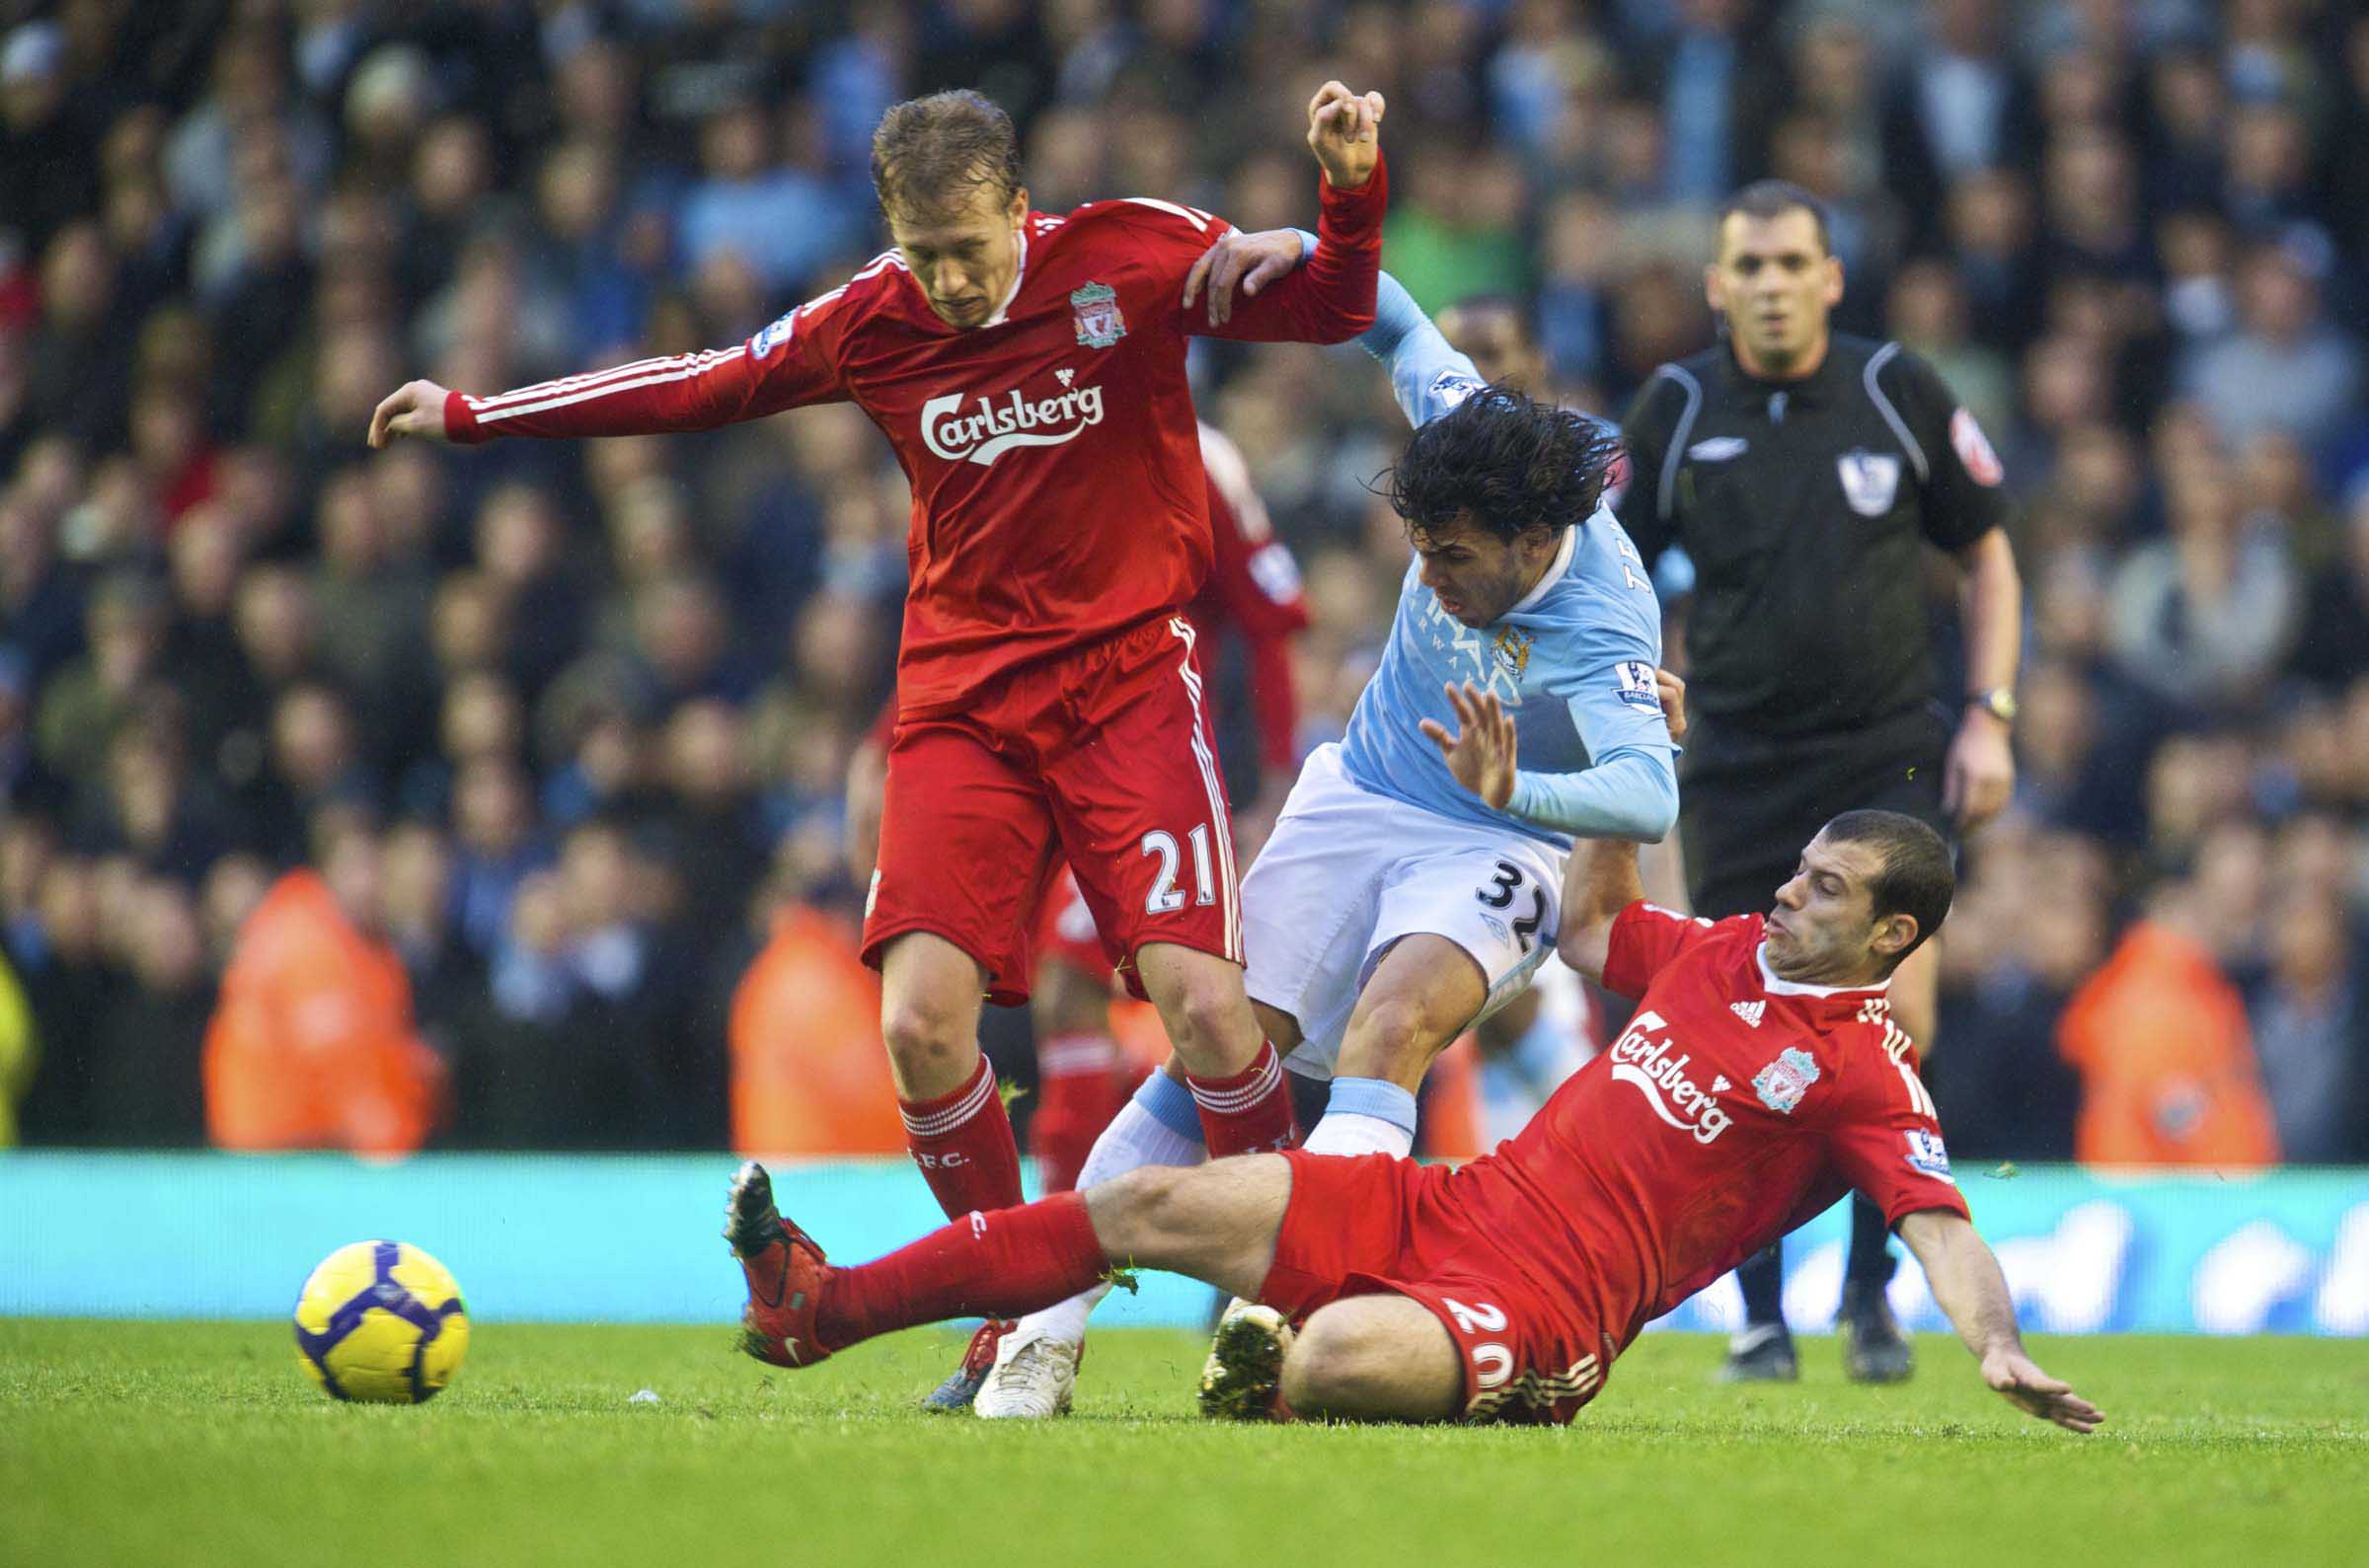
[1730,1001,1766,1028]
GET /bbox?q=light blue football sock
[1323,1076,1419,1137]
[1134,1068,1205,1144]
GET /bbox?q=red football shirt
[858,421,1307,761]
[1421,905,1968,1352]
[444,165,1385,716]
[1187,420,1308,772]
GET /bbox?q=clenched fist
[1307,81,1385,191]
[367,380,456,448]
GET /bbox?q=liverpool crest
[1071,281,1125,347]
[1752,1046,1821,1114]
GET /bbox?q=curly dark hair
[871,90,1025,223]
[1382,386,1625,543]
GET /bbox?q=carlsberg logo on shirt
[921,379,1107,467]
[1607,1009,1732,1145]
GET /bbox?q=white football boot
[973,1322,1083,1419]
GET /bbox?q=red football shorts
[1260,1151,1614,1426]
[865,615,1242,1006]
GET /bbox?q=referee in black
[1616,182,2022,1383]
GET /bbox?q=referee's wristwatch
[1966,687,2018,726]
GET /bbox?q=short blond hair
[871,90,1023,222]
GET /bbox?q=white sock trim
[1186,1047,1281,1115]
[1301,1111,1414,1159]
[899,1062,997,1138]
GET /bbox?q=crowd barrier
[1,1153,2362,1334]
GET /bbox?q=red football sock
[815,1192,1108,1351]
[1185,1041,1299,1157]
[1032,1033,1128,1194]
[899,1055,1026,1219]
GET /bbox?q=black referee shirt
[1616,334,2008,737]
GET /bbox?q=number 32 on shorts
[1141,826,1218,914]
[1476,859,1547,952]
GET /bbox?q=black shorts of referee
[1678,702,1957,924]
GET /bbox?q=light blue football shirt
[1330,271,1680,850]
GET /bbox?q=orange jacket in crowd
[203,870,444,1157]
[2056,919,2281,1167]
[730,905,905,1156]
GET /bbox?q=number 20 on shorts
[1444,1297,1514,1390]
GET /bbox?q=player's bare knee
[1279,1309,1397,1413]
[1360,992,1448,1051]
[1158,975,1247,1068]
[879,995,974,1081]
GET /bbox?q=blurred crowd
[1,0,2365,1162]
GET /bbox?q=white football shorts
[1241,744,1565,1081]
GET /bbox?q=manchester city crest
[1752,1046,1821,1115]
[1071,281,1126,347]
[1493,627,1533,676]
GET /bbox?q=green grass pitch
[4,1320,2365,1568]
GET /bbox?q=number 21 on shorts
[1141,825,1217,913]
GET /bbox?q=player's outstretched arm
[1514,645,1685,845]
[370,352,777,447]
[1555,669,1679,986]
[1361,272,1483,429]
[427,342,805,445]
[1180,82,1386,345]
[1554,837,1643,987]
[1182,229,1307,329]
[1897,1209,2103,1435]
[369,282,858,448]
[368,380,456,447]
[1184,244,1478,431]
[1421,665,1686,848]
